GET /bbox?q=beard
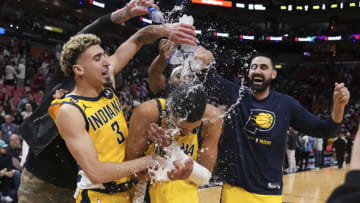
[249,74,272,93]
[103,76,113,87]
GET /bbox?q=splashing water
[148,142,188,182]
[221,77,247,119]
[164,5,186,23]
[143,4,260,183]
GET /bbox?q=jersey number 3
[111,121,125,144]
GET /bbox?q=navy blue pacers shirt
[202,69,340,195]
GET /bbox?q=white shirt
[16,63,26,79]
[21,111,32,120]
[5,65,16,80]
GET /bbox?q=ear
[72,65,84,76]
[271,69,277,80]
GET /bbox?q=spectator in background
[299,134,314,171]
[0,140,14,202]
[11,109,23,126]
[15,58,26,87]
[313,137,323,170]
[17,92,37,112]
[8,134,22,171]
[286,127,297,173]
[38,59,49,77]
[21,103,32,120]
[333,132,347,169]
[1,115,18,144]
[4,60,16,86]
[2,99,12,115]
[346,132,353,164]
[0,106,5,124]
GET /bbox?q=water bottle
[167,48,184,65]
[148,6,165,24]
[179,15,196,54]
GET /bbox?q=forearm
[90,155,155,184]
[148,55,167,94]
[77,7,130,36]
[135,25,170,45]
[331,105,345,123]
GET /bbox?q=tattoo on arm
[111,8,130,24]
[136,25,166,44]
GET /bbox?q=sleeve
[289,97,340,139]
[76,13,116,37]
[7,155,13,171]
[197,68,240,107]
[327,170,360,203]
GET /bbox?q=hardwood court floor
[199,165,350,203]
[282,165,349,203]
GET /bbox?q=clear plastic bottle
[179,15,196,54]
[148,6,165,24]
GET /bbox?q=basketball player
[45,17,197,202]
[126,84,223,203]
[200,53,350,203]
[18,1,172,202]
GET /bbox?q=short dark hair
[168,84,207,123]
[251,52,275,69]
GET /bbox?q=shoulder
[132,99,159,120]
[55,103,84,125]
[271,90,300,107]
[270,90,293,100]
[204,104,222,118]
[203,104,223,126]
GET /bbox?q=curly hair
[60,34,101,78]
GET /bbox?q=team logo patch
[245,109,276,134]
[82,103,91,111]
[103,89,113,99]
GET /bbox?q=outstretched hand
[147,123,172,148]
[159,39,176,59]
[53,89,68,99]
[166,23,197,46]
[333,82,350,108]
[194,46,213,70]
[167,158,194,180]
[127,0,158,18]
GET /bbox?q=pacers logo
[245,109,276,134]
[253,112,273,129]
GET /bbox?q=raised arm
[77,0,157,36]
[56,104,157,184]
[331,82,350,123]
[148,39,176,95]
[110,23,197,75]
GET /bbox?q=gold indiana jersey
[146,98,203,203]
[48,87,130,186]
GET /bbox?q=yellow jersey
[48,87,131,200]
[146,98,202,203]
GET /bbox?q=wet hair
[168,84,207,123]
[60,34,101,78]
[251,52,275,69]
